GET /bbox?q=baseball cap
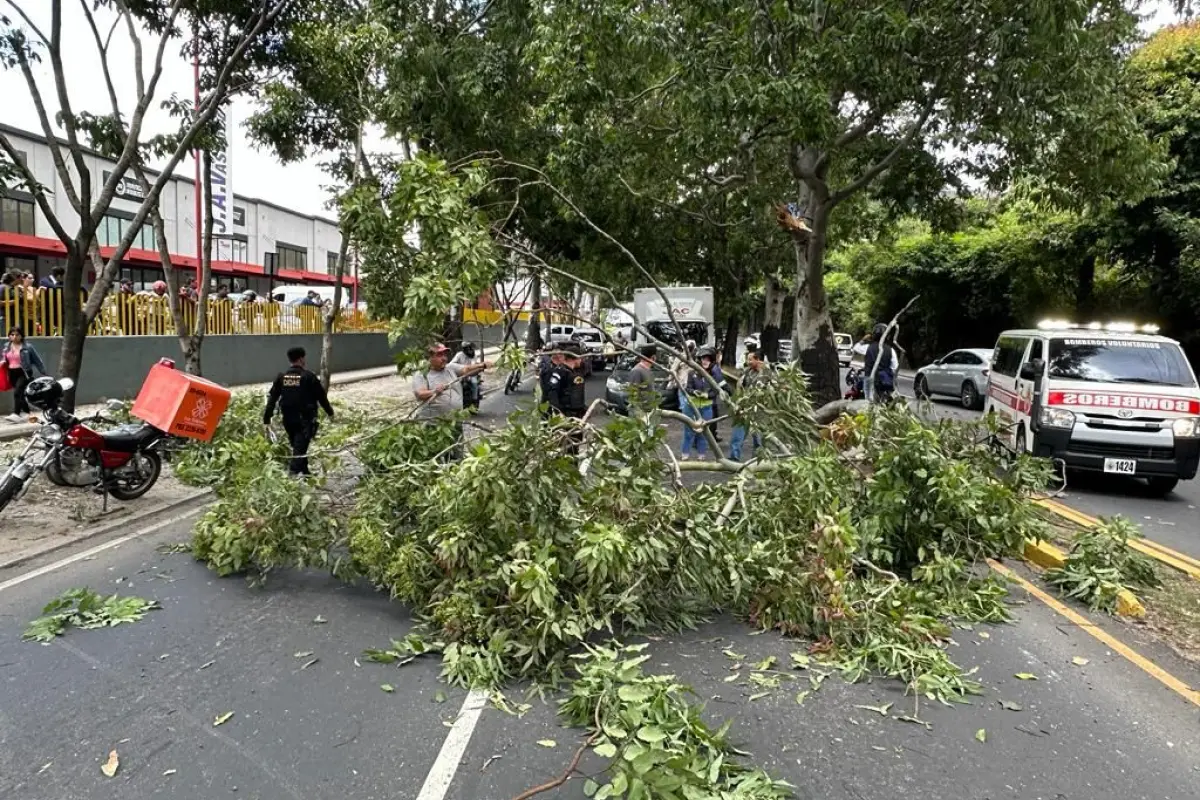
[428,343,451,355]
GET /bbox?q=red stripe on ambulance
[1048,391,1200,415]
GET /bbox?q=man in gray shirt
[412,343,488,419]
[626,344,658,410]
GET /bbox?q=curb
[1035,497,1200,582]
[0,489,213,573]
[1022,538,1146,618]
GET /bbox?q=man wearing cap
[412,342,489,419]
[544,342,587,419]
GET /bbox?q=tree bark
[526,273,543,351]
[760,274,786,362]
[721,312,739,366]
[320,124,362,390]
[57,244,88,410]
[791,197,841,407]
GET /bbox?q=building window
[230,239,248,262]
[277,242,307,271]
[0,196,35,235]
[98,214,155,250]
[327,252,341,274]
[233,206,246,227]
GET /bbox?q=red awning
[0,232,356,285]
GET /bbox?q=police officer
[263,346,335,475]
[545,342,587,418]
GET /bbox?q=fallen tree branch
[866,295,921,397]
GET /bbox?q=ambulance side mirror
[1020,359,1044,381]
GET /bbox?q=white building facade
[0,122,354,298]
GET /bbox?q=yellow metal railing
[0,291,379,337]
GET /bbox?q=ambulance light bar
[1036,319,1160,334]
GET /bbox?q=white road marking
[415,689,490,800]
[0,507,203,593]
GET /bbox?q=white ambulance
[984,321,1200,496]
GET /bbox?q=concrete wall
[0,333,398,411]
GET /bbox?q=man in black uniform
[545,343,587,418]
[263,346,335,475]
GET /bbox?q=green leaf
[1014,673,1038,681]
[636,726,667,743]
[795,690,811,705]
[583,779,600,797]
[380,684,395,693]
[789,652,810,669]
[618,684,653,703]
[975,728,987,743]
[853,702,893,717]
[434,691,447,704]
[593,741,618,759]
[999,700,1023,712]
[537,739,557,748]
[213,712,234,727]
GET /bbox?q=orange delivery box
[130,359,232,442]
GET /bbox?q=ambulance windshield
[1047,338,1196,387]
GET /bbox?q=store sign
[207,107,235,260]
[103,170,146,201]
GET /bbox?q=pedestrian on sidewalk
[263,346,335,476]
[730,349,768,461]
[680,348,718,461]
[4,327,46,423]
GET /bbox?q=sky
[0,3,1186,221]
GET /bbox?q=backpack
[873,345,895,391]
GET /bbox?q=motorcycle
[844,367,865,401]
[0,377,171,513]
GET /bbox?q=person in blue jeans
[730,348,768,461]
[680,348,719,460]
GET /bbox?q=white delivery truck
[985,320,1200,496]
[630,286,716,350]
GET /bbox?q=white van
[985,321,1200,495]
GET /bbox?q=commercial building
[0,122,356,298]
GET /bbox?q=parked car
[835,332,853,366]
[571,326,608,372]
[604,353,680,414]
[914,348,993,409]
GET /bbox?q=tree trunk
[526,273,543,351]
[57,245,89,411]
[721,313,739,366]
[792,198,841,406]
[188,152,216,376]
[761,274,786,362]
[320,125,361,390]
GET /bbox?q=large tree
[530,0,1165,403]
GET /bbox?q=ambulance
[984,321,1200,496]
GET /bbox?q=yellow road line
[988,559,1200,708]
[1036,498,1200,582]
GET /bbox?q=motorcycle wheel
[0,474,21,512]
[107,451,162,501]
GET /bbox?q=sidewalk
[0,364,399,443]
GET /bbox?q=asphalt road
[1,369,1198,800]
[884,371,1200,561]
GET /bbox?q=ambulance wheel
[1146,476,1179,497]
[1014,427,1027,455]
[961,381,981,410]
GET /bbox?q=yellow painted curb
[1036,497,1200,583]
[1021,538,1145,619]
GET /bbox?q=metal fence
[0,291,382,337]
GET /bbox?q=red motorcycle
[0,377,170,511]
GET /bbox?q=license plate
[1103,458,1137,475]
